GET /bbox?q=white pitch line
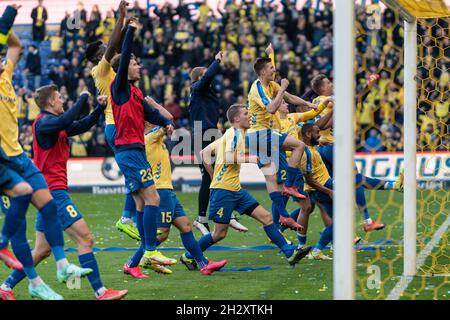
[386,214,450,300]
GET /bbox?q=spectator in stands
[24,45,42,91]
[31,0,48,42]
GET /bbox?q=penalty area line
[386,214,449,300]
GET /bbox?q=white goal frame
[333,0,417,299]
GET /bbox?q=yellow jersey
[248,79,281,132]
[300,145,331,192]
[210,127,245,192]
[90,57,115,124]
[0,59,22,156]
[145,127,173,190]
[312,95,334,143]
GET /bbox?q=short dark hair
[85,41,103,63]
[301,123,317,138]
[35,85,58,110]
[226,104,247,123]
[311,74,328,95]
[253,57,272,76]
[190,67,206,82]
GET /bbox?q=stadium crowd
[8,0,450,157]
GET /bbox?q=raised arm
[143,100,173,127]
[67,96,107,136]
[0,5,19,43]
[284,91,317,110]
[145,96,174,121]
[265,79,289,114]
[192,52,223,92]
[296,99,331,122]
[35,93,90,134]
[6,29,22,66]
[104,0,128,62]
[112,23,136,102]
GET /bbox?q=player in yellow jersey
[0,12,91,300]
[247,44,318,232]
[309,74,403,233]
[134,97,227,276]
[194,104,311,266]
[85,1,140,241]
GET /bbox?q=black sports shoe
[287,245,312,266]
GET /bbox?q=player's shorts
[318,144,333,176]
[104,124,117,153]
[115,148,154,193]
[246,129,288,169]
[157,189,186,228]
[3,153,48,191]
[309,178,333,218]
[35,189,83,232]
[208,188,259,224]
[277,150,288,184]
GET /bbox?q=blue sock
[155,238,161,247]
[271,202,280,227]
[1,194,32,248]
[10,219,38,282]
[269,192,289,218]
[316,224,333,250]
[122,194,136,220]
[39,200,65,261]
[282,195,289,207]
[264,223,293,257]
[180,231,208,268]
[78,252,103,292]
[285,166,300,188]
[128,211,145,267]
[143,205,158,251]
[289,208,301,221]
[355,186,370,221]
[297,233,307,246]
[128,245,144,268]
[186,233,214,259]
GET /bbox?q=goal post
[333,0,449,300]
[333,0,356,300]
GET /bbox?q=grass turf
[0,190,447,300]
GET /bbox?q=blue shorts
[115,148,154,193]
[208,188,259,224]
[246,129,288,169]
[318,144,333,177]
[3,153,48,191]
[157,189,186,228]
[309,178,333,218]
[35,189,83,232]
[277,150,288,184]
[104,124,117,153]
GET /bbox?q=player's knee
[11,182,33,197]
[212,227,227,241]
[35,247,52,261]
[259,212,273,226]
[79,232,94,249]
[178,221,192,234]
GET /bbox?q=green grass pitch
[0,190,447,300]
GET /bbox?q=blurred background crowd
[5,0,449,157]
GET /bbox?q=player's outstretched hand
[97,95,108,107]
[80,90,91,97]
[265,43,274,56]
[11,4,22,10]
[280,78,289,90]
[119,0,129,17]
[215,51,223,61]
